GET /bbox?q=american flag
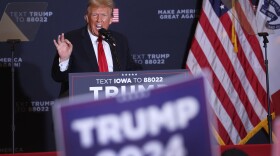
[186,0,269,144]
[112,8,119,23]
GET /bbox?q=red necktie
[97,37,108,72]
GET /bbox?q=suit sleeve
[51,53,70,82]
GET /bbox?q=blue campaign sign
[53,74,216,156]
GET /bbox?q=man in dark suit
[52,0,142,97]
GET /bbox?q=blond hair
[87,0,115,16]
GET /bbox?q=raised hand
[53,33,73,62]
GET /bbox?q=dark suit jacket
[51,26,142,97]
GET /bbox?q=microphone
[98,28,116,47]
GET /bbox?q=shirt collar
[87,28,98,42]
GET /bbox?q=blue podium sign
[54,74,216,156]
[69,69,189,100]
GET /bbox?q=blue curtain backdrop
[0,0,200,153]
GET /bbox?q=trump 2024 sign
[53,75,216,156]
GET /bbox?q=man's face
[86,6,113,36]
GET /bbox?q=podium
[68,69,190,100]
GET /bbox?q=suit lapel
[109,44,120,71]
[81,27,99,70]
[108,31,121,71]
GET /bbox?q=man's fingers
[61,33,65,42]
[54,33,71,51]
[57,35,61,44]
[65,39,72,47]
[53,39,58,47]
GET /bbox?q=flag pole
[258,32,272,144]
[7,39,21,153]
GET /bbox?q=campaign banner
[69,69,189,100]
[0,2,48,42]
[53,74,216,156]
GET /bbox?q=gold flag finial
[231,0,238,52]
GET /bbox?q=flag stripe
[199,9,258,133]
[187,0,268,144]
[234,2,268,109]
[229,1,267,92]
[112,8,119,22]
[236,1,267,70]
[187,50,237,144]
[190,33,248,139]
[225,17,268,120]
[216,10,267,125]
[220,3,268,119]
